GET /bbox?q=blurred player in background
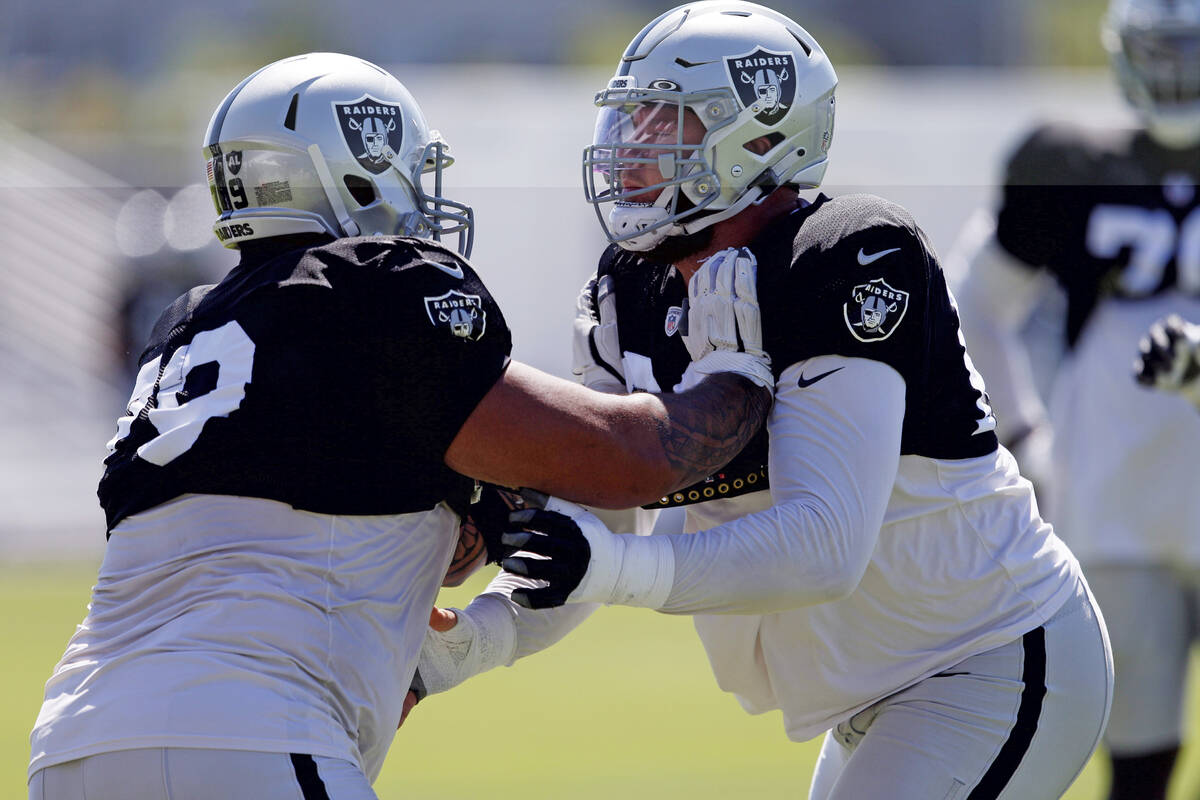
[413,4,1112,798]
[27,52,773,800]
[952,0,1200,797]
[1136,314,1200,409]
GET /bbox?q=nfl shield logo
[424,290,486,341]
[664,306,683,337]
[725,48,797,126]
[334,95,405,175]
[844,278,909,342]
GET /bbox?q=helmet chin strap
[613,183,768,252]
[307,143,361,237]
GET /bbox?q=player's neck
[673,189,800,282]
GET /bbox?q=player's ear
[743,136,774,156]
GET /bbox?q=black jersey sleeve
[293,237,513,480]
[994,123,1099,270]
[756,194,998,459]
[759,194,934,379]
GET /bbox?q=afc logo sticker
[844,278,909,342]
[334,95,404,175]
[725,48,797,126]
[664,305,683,337]
[225,150,243,175]
[425,290,486,341]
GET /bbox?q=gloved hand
[500,497,674,610]
[678,247,773,391]
[447,485,543,586]
[1135,314,1200,409]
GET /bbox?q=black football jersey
[592,193,997,509]
[996,123,1200,345]
[98,236,512,530]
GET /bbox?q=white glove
[1136,314,1200,409]
[414,594,517,696]
[501,496,675,609]
[571,273,624,390]
[679,247,773,390]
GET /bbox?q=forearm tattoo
[658,373,773,490]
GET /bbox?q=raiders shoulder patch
[425,290,486,341]
[844,277,908,342]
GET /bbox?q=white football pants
[28,748,376,800]
[809,576,1112,800]
[1084,562,1200,756]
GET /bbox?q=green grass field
[7,562,1200,799]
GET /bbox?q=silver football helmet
[203,52,473,253]
[583,1,837,251]
[1103,0,1200,147]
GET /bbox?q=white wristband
[682,349,775,391]
[417,593,517,696]
[611,534,676,609]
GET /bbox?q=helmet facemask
[1105,0,1200,148]
[584,89,736,251]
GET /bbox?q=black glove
[500,509,593,610]
[461,485,546,564]
[1135,314,1200,393]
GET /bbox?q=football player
[413,4,1113,799]
[1136,314,1200,410]
[951,1,1200,797]
[26,53,774,800]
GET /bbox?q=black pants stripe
[290,753,332,800]
[967,627,1048,799]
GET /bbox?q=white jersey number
[107,321,256,466]
[1086,205,1200,295]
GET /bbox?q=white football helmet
[1103,0,1200,148]
[583,1,837,251]
[203,52,473,253]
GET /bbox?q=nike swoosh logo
[857,247,901,266]
[797,367,843,388]
[419,258,464,279]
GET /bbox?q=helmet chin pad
[610,202,677,251]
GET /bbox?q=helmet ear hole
[743,132,784,155]
[343,174,378,207]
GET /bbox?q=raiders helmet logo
[844,278,909,342]
[424,290,487,341]
[664,306,683,337]
[334,95,404,175]
[725,48,797,126]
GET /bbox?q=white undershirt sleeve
[952,224,1056,445]
[651,355,905,615]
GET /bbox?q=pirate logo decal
[844,278,909,342]
[425,290,486,341]
[725,48,797,126]
[334,95,404,175]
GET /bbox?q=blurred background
[2,0,1159,797]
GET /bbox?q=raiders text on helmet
[583,1,837,251]
[1104,0,1200,147]
[203,52,473,253]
